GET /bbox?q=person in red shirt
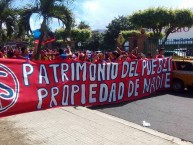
[78,52,87,62]
[1,48,7,58]
[16,46,29,59]
[155,48,165,58]
[55,45,72,60]
[92,53,106,63]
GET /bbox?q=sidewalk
[0,107,192,145]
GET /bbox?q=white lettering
[61,63,69,82]
[118,82,124,100]
[121,62,129,78]
[111,63,118,79]
[49,64,59,83]
[81,84,86,105]
[50,87,59,107]
[37,88,48,109]
[99,84,108,102]
[90,64,96,81]
[109,83,116,102]
[89,84,97,103]
[39,64,49,84]
[128,81,134,97]
[23,64,34,86]
[98,64,105,81]
[71,85,79,105]
[62,85,69,106]
[165,73,171,88]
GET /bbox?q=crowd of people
[0,44,165,63]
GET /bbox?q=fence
[144,38,193,58]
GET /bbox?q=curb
[76,106,192,145]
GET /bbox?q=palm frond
[48,5,73,31]
[17,6,39,36]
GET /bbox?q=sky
[13,0,193,31]
[71,0,193,30]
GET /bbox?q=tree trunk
[34,30,44,60]
[34,20,46,60]
[162,27,174,46]
[0,21,2,30]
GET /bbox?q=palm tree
[0,0,16,43]
[18,0,74,59]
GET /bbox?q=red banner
[0,58,172,117]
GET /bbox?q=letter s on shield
[0,64,19,113]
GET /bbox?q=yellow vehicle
[172,59,193,92]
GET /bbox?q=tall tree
[164,9,193,43]
[103,16,134,50]
[18,0,74,59]
[130,7,193,44]
[87,31,103,51]
[0,0,16,43]
[77,21,90,29]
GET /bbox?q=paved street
[91,90,193,143]
[0,90,193,144]
[0,106,192,145]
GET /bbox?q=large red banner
[0,58,172,117]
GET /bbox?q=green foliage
[87,31,104,51]
[148,32,164,39]
[77,21,90,29]
[129,7,193,43]
[121,29,165,41]
[55,28,68,39]
[120,30,141,39]
[18,0,74,35]
[130,7,172,35]
[103,15,135,49]
[0,0,17,43]
[16,0,74,59]
[71,29,92,42]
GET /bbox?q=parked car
[172,59,193,92]
[173,48,187,57]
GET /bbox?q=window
[175,61,193,71]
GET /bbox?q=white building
[167,27,193,39]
